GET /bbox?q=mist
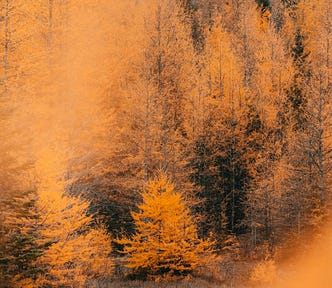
[0,0,331,287]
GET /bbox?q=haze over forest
[0,0,331,287]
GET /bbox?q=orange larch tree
[119,173,213,279]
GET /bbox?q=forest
[0,0,331,287]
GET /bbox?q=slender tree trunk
[230,63,235,233]
[49,0,53,48]
[4,0,10,93]
[156,1,168,172]
[326,0,331,88]
[144,73,150,181]
[219,39,223,100]
[243,10,249,89]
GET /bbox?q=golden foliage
[35,185,113,287]
[33,146,113,286]
[119,174,213,279]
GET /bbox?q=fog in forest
[0,0,331,287]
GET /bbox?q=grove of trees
[0,0,331,286]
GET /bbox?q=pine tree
[119,174,212,279]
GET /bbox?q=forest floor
[91,279,250,288]
[97,280,223,288]
[88,252,315,287]
[89,260,258,288]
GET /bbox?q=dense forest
[0,0,331,287]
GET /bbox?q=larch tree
[0,190,43,287]
[289,0,332,231]
[273,0,332,241]
[66,0,148,237]
[34,151,113,287]
[99,0,197,239]
[119,174,212,279]
[0,1,48,285]
[241,3,292,250]
[19,2,116,285]
[35,187,113,287]
[132,0,195,185]
[190,14,252,246]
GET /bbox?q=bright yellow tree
[119,174,212,279]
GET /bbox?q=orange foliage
[119,174,213,279]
